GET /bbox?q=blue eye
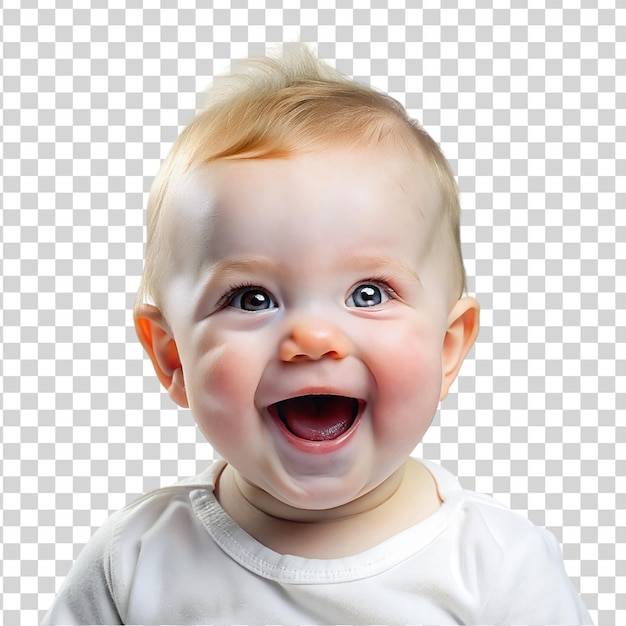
[228,287,277,311]
[347,283,389,308]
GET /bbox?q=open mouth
[269,395,361,441]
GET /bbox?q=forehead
[165,143,441,251]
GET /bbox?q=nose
[279,319,351,362]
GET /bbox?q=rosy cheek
[183,340,261,420]
[376,329,442,396]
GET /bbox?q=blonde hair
[137,44,465,308]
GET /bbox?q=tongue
[277,395,358,441]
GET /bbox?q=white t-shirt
[41,459,592,625]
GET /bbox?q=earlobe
[440,297,480,401]
[169,367,188,409]
[134,304,189,408]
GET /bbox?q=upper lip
[268,393,361,413]
[264,387,364,410]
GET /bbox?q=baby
[43,46,591,625]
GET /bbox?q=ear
[440,297,480,401]
[134,304,189,408]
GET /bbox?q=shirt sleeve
[477,525,593,625]
[40,518,122,626]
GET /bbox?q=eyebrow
[339,254,422,285]
[201,256,281,284]
[199,254,421,290]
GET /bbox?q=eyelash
[361,274,397,292]
[217,277,399,308]
[352,277,399,300]
[217,282,272,308]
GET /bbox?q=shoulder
[111,461,220,531]
[41,461,226,625]
[424,459,569,571]
[104,461,221,550]
[421,458,537,548]
[419,460,592,625]
[106,461,224,585]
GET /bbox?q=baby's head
[134,45,479,512]
[137,45,465,310]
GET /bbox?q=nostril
[279,322,351,362]
[324,349,343,360]
[282,349,329,363]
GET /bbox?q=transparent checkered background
[1,2,623,624]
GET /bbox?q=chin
[269,470,381,513]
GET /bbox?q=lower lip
[268,402,364,455]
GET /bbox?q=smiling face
[136,143,479,513]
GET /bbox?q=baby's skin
[135,143,479,558]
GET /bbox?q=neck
[231,463,406,523]
[214,459,441,558]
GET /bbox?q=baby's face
[157,144,462,511]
